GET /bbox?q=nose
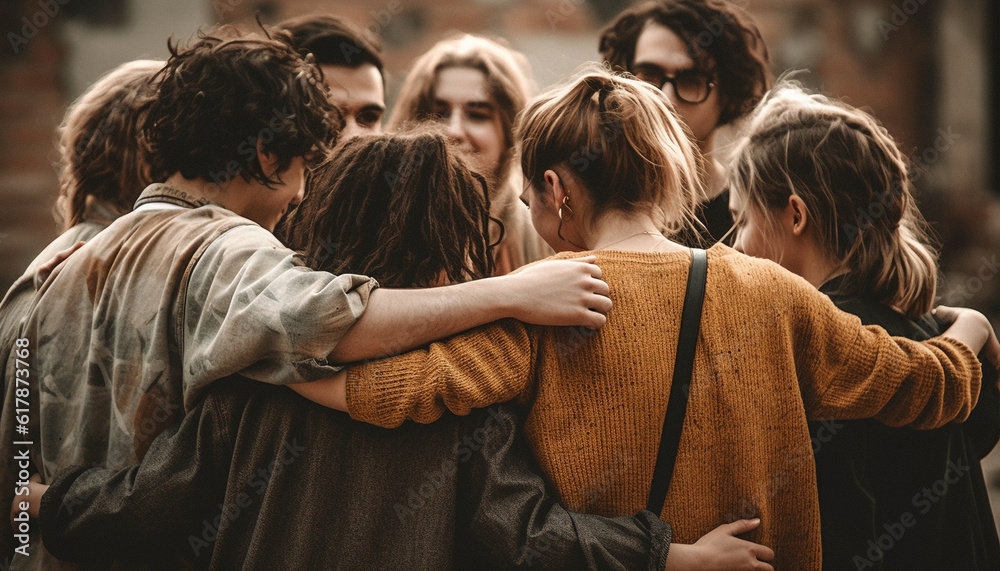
[443,113,466,143]
[340,117,363,142]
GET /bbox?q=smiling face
[321,63,385,140]
[430,66,506,180]
[632,22,722,146]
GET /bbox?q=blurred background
[1,0,999,528]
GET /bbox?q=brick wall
[0,0,65,292]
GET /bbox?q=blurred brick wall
[0,0,65,291]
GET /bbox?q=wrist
[478,274,519,322]
[664,543,697,571]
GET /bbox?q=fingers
[723,518,761,535]
[580,309,607,330]
[751,542,775,562]
[590,276,611,298]
[29,473,41,484]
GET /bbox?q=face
[632,22,722,146]
[245,156,306,232]
[321,63,385,140]
[431,67,506,180]
[730,187,784,263]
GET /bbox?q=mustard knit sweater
[346,245,982,569]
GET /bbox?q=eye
[431,101,451,120]
[631,64,665,87]
[356,110,383,127]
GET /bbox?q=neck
[164,172,245,215]
[583,210,686,253]
[796,251,845,289]
[698,133,726,201]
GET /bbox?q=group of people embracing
[1,1,999,569]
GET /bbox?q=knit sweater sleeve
[346,318,536,428]
[788,276,981,429]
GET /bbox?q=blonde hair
[56,59,163,230]
[729,81,938,318]
[516,66,704,234]
[387,33,533,184]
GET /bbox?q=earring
[559,195,574,219]
[557,196,577,245]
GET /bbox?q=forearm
[329,280,511,363]
[38,397,227,563]
[330,256,611,364]
[460,405,670,570]
[940,312,991,355]
[345,319,534,427]
[288,371,348,411]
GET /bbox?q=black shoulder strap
[646,248,708,514]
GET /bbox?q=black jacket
[812,280,1000,570]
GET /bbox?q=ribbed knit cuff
[346,362,417,427]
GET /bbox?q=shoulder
[704,245,841,322]
[705,244,809,291]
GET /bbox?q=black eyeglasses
[630,64,715,105]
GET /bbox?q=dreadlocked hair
[281,132,497,288]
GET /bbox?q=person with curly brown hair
[0,58,163,566]
[599,0,771,243]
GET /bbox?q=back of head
[517,66,704,234]
[729,82,938,317]
[599,0,770,126]
[57,59,164,231]
[388,34,533,180]
[278,13,384,76]
[143,27,341,188]
[282,132,495,288]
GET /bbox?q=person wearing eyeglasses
[599,0,771,244]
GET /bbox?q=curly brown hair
[598,0,770,126]
[56,60,163,231]
[281,132,496,288]
[142,27,341,189]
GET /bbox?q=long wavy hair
[56,60,163,230]
[387,34,532,187]
[729,82,938,318]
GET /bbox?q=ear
[785,194,809,237]
[256,139,279,176]
[539,169,564,211]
